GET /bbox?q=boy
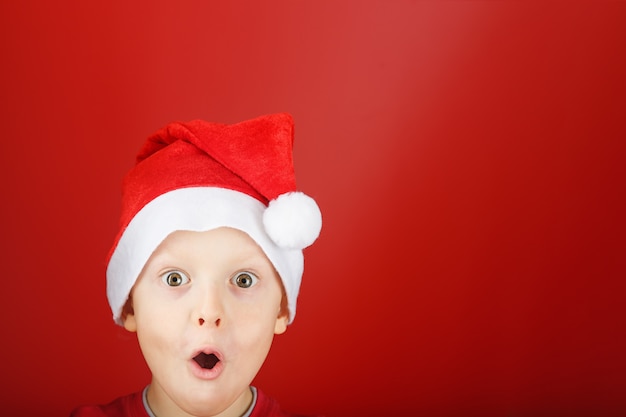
[71,113,323,417]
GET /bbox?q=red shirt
[71,387,320,417]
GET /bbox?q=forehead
[136,227,285,300]
[157,227,265,255]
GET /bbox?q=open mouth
[193,352,220,370]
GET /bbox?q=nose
[198,317,221,327]
[194,286,223,328]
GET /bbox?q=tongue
[195,353,219,369]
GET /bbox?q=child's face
[123,227,288,416]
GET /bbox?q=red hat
[106,113,322,324]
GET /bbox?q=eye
[231,272,258,289]
[162,271,189,287]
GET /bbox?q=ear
[121,299,138,332]
[123,311,138,332]
[122,295,137,333]
[274,310,288,335]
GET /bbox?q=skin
[123,227,289,417]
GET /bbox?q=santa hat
[106,113,322,325]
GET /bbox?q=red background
[1,2,624,416]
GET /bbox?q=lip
[189,348,224,380]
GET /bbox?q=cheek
[227,300,279,345]
[233,322,276,374]
[226,297,281,335]
[134,304,187,349]
[134,309,191,378]
[228,279,281,309]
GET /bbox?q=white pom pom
[263,192,322,249]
